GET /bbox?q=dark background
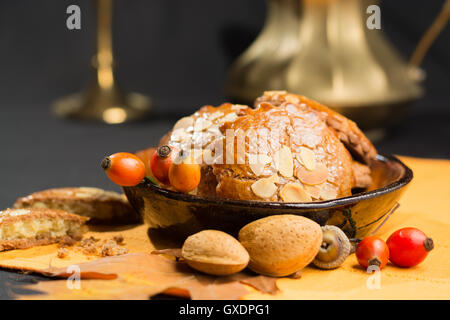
[0,0,449,298]
[0,0,449,112]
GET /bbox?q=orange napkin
[2,156,449,299]
[243,156,450,299]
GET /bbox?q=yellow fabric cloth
[2,156,449,300]
[244,156,450,300]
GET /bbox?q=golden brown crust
[213,102,354,200]
[0,237,75,252]
[0,208,88,225]
[160,92,376,202]
[162,103,251,196]
[255,91,377,164]
[13,187,140,224]
[352,161,373,189]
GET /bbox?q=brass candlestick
[53,0,151,124]
[226,0,449,131]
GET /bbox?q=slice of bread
[13,187,140,225]
[0,208,88,252]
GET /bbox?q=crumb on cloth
[100,239,128,257]
[55,234,129,258]
[57,247,69,259]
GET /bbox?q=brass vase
[226,0,449,131]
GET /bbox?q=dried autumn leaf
[152,248,183,261]
[17,253,280,300]
[296,163,328,185]
[19,279,170,300]
[239,275,279,295]
[279,183,312,202]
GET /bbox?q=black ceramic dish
[124,154,412,239]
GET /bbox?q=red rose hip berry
[150,145,175,184]
[387,227,434,267]
[101,152,146,187]
[356,236,390,270]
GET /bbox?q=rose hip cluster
[102,146,201,193]
[356,227,434,269]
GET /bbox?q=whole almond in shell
[238,215,322,277]
[181,230,250,276]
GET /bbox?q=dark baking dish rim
[134,154,413,209]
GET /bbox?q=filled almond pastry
[0,208,88,252]
[159,91,377,202]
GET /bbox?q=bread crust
[255,91,377,164]
[13,187,140,224]
[161,96,371,201]
[0,237,76,252]
[0,208,88,225]
[213,102,354,200]
[352,161,373,189]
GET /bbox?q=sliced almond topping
[248,153,258,164]
[248,154,264,176]
[74,192,92,199]
[173,117,194,130]
[251,178,278,199]
[208,111,224,121]
[249,163,265,176]
[192,149,204,164]
[279,183,312,202]
[248,154,272,176]
[259,154,272,165]
[286,104,298,114]
[298,147,316,171]
[266,174,280,184]
[275,145,293,178]
[265,165,278,176]
[194,118,213,132]
[202,149,215,165]
[296,163,328,185]
[220,112,238,123]
[236,148,246,165]
[231,104,247,111]
[264,90,287,96]
[170,128,187,142]
[303,184,322,199]
[207,125,222,136]
[320,183,338,200]
[285,95,300,104]
[251,154,273,176]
